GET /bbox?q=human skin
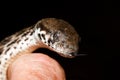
[7,53,66,80]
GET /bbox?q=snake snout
[69,51,78,57]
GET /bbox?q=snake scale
[0,18,80,80]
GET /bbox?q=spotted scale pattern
[0,18,80,80]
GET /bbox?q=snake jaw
[47,41,79,58]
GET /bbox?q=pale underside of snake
[0,18,80,80]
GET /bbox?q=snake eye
[62,41,65,43]
[53,31,61,42]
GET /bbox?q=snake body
[0,18,80,80]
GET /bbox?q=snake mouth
[47,47,75,58]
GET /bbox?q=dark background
[0,0,119,80]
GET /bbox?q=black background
[0,0,119,80]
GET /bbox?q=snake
[0,18,80,80]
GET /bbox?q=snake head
[36,18,80,58]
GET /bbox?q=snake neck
[0,25,50,80]
[1,26,49,57]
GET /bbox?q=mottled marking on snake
[16,39,21,43]
[38,34,42,40]
[6,40,16,47]
[41,34,45,40]
[4,48,10,55]
[9,52,13,56]
[0,18,80,80]
[30,31,34,36]
[24,38,28,41]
